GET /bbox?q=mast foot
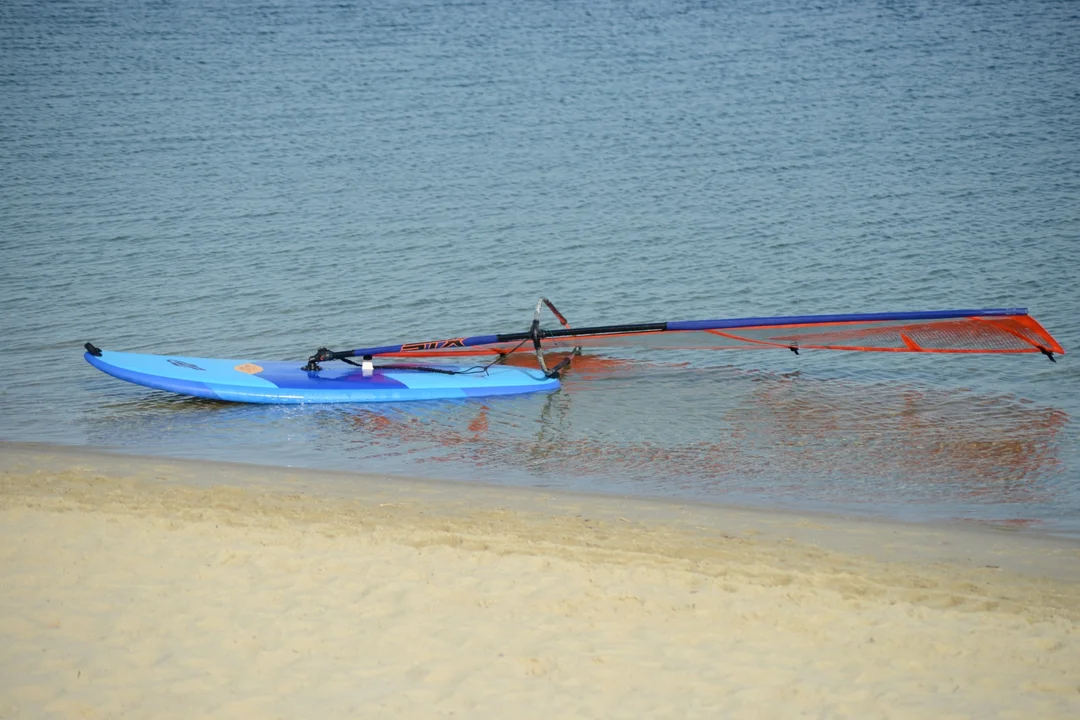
[302,347,334,372]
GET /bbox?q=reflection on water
[744,378,1067,490]
[77,356,1072,530]
[334,361,1069,512]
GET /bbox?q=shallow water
[2,0,1078,534]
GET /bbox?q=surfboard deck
[84,349,559,404]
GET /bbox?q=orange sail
[347,307,1063,361]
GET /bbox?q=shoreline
[4,440,1080,573]
[2,441,1079,717]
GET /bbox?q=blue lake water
[2,0,1079,534]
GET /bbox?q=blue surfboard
[84,348,559,404]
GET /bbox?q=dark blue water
[2,0,1079,534]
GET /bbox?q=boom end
[1038,346,1057,363]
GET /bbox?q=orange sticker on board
[234,363,263,374]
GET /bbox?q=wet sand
[1,442,1078,718]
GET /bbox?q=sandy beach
[1,442,1078,718]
